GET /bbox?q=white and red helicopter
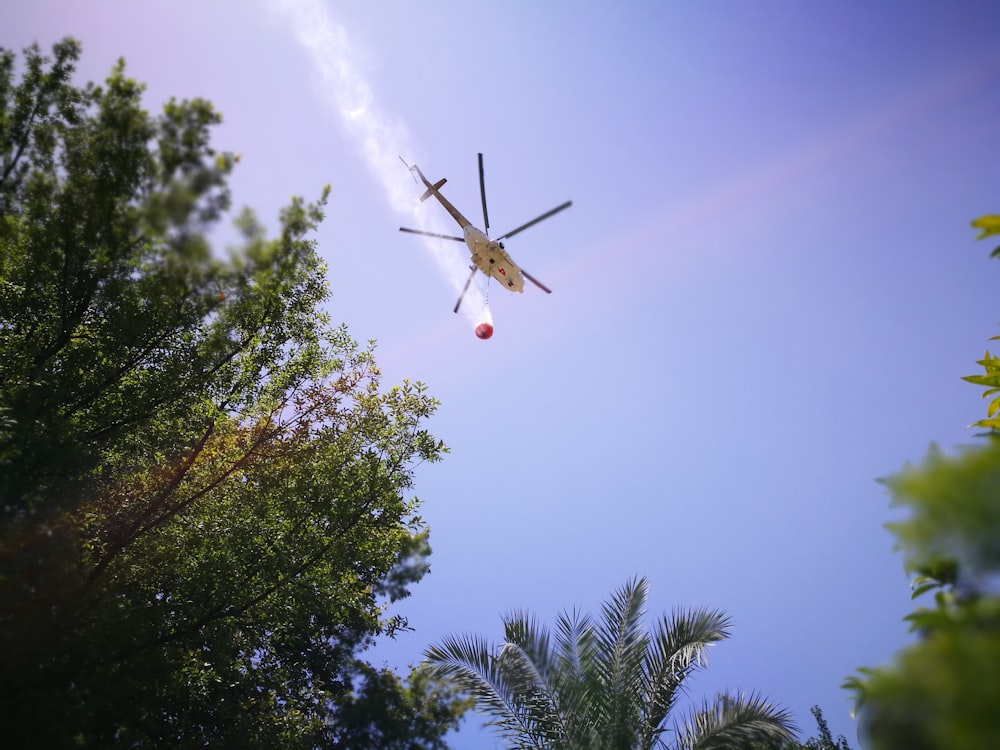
[399,153,571,338]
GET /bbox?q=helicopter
[398,153,572,318]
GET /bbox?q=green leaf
[962,373,1000,387]
[987,395,1000,418]
[910,581,940,600]
[971,215,1000,240]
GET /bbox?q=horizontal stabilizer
[420,178,447,201]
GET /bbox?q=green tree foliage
[424,576,797,750]
[842,217,1000,750]
[0,39,466,748]
[755,706,854,750]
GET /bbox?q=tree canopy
[424,576,797,750]
[842,216,1000,750]
[755,706,854,750]
[0,38,465,748]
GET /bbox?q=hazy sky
[5,1,1000,745]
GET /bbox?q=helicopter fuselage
[463,225,524,293]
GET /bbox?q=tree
[424,576,797,750]
[842,216,1000,750]
[333,662,474,749]
[755,706,854,750]
[0,39,465,748]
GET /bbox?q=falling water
[268,0,488,324]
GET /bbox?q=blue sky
[5,1,1000,745]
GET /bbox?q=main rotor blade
[399,227,464,242]
[496,200,573,241]
[522,269,552,294]
[478,152,490,235]
[453,265,478,314]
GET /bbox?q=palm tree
[423,577,796,750]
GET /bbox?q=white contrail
[268,0,488,323]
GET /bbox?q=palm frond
[423,633,553,748]
[503,610,554,684]
[552,606,597,698]
[551,607,601,748]
[496,638,566,744]
[426,582,785,750]
[639,607,733,749]
[673,690,797,750]
[592,576,650,748]
[657,608,733,676]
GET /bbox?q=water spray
[271,0,488,323]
